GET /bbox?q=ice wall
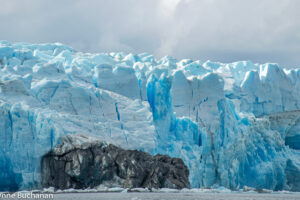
[0,41,299,191]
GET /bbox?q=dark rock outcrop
[41,135,190,190]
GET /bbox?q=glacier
[0,40,300,191]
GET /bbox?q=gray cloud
[0,0,299,68]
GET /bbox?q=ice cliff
[0,41,299,191]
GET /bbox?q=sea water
[1,192,300,200]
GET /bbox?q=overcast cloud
[0,0,300,67]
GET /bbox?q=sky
[0,0,300,68]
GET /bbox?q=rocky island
[41,135,190,190]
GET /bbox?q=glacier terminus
[0,41,299,191]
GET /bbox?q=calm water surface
[3,192,299,200]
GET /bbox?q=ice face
[0,41,299,191]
